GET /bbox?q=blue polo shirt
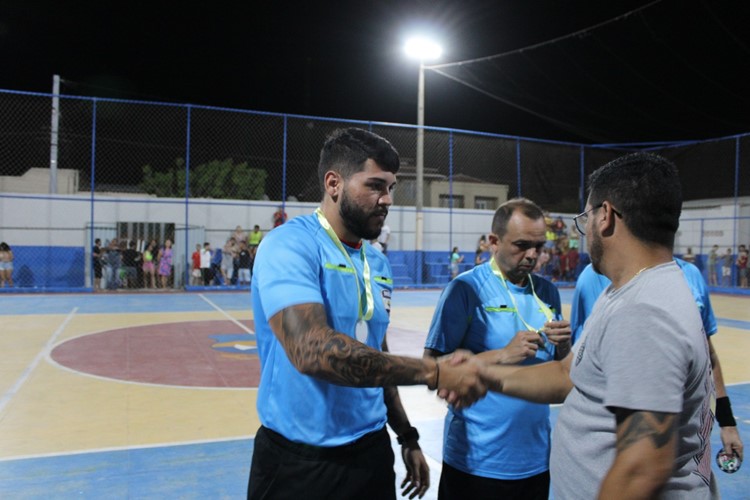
[251,213,393,447]
[425,263,563,479]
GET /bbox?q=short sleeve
[254,224,324,319]
[425,279,477,354]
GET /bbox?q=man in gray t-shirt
[553,261,716,498]
[459,152,718,499]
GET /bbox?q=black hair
[318,128,400,195]
[587,152,681,248]
[491,198,545,238]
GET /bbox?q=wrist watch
[397,426,420,445]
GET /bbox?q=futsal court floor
[0,289,748,499]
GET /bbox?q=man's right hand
[434,354,487,409]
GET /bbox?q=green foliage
[141,158,267,199]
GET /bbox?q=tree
[141,158,267,199]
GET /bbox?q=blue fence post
[579,145,585,212]
[515,139,522,197]
[89,99,97,290]
[184,104,192,288]
[282,115,288,213]
[448,130,454,256]
[733,137,740,286]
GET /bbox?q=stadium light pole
[404,37,442,253]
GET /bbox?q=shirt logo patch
[575,339,586,366]
[381,289,391,314]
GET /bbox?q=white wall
[676,197,750,253]
[3,192,746,253]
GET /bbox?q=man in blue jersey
[452,153,718,498]
[571,260,744,462]
[424,197,571,499]
[248,128,487,500]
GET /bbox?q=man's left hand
[720,426,744,461]
[541,320,571,346]
[400,443,429,499]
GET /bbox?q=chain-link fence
[1,88,748,291]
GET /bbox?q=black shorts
[247,425,396,500]
[438,461,549,500]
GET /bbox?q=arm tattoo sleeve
[273,304,429,387]
[614,409,677,453]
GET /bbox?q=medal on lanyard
[490,257,553,337]
[315,209,374,342]
[716,448,742,473]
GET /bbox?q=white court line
[199,293,254,334]
[0,307,79,415]
[0,433,256,463]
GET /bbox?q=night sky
[3,0,750,144]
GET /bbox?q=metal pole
[50,74,60,194]
[415,62,425,252]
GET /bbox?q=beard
[339,189,386,240]
[589,227,604,274]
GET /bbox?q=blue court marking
[1,384,747,499]
[1,290,747,333]
[0,292,252,316]
[0,439,253,499]
[718,318,750,331]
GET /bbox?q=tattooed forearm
[555,341,571,360]
[271,304,429,387]
[615,409,677,453]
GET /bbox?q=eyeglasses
[574,203,622,235]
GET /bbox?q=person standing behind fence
[737,248,748,288]
[121,241,140,289]
[682,246,696,265]
[273,206,287,227]
[232,225,247,245]
[105,239,121,290]
[191,244,201,286]
[708,244,719,285]
[248,225,263,258]
[449,247,463,280]
[221,237,236,285]
[211,246,223,285]
[0,242,14,288]
[158,239,173,289]
[142,240,158,289]
[237,241,251,286]
[200,242,213,286]
[721,247,733,286]
[92,238,103,291]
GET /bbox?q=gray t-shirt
[551,262,718,499]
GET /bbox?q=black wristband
[716,396,737,427]
[397,426,420,445]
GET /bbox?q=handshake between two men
[426,320,573,409]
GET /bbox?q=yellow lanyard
[315,208,374,322]
[490,257,553,332]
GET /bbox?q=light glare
[404,37,442,61]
